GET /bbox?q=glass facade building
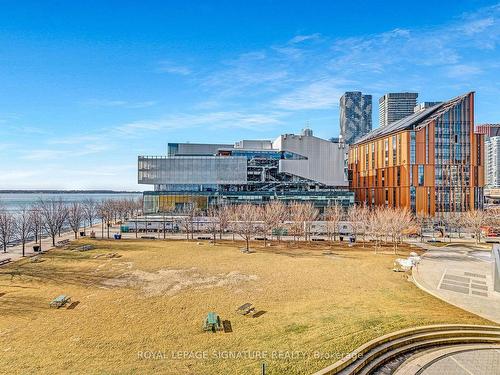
[348,92,484,216]
[139,130,353,214]
[339,91,372,144]
[379,92,418,128]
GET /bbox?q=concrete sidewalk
[412,243,500,324]
[0,223,105,263]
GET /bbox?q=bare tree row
[0,197,142,256]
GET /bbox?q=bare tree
[231,204,261,252]
[215,204,231,240]
[29,204,43,248]
[206,206,219,244]
[67,202,84,239]
[0,205,15,253]
[368,208,383,253]
[386,207,414,254]
[302,203,319,242]
[180,200,199,240]
[260,201,287,246]
[289,202,305,242]
[325,202,343,243]
[267,200,288,242]
[358,204,370,247]
[38,198,67,247]
[463,209,488,244]
[98,200,115,239]
[415,213,431,242]
[14,207,34,257]
[347,205,364,244]
[82,198,98,230]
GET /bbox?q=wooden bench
[31,256,43,263]
[140,236,156,240]
[236,303,255,315]
[49,294,71,309]
[55,239,70,248]
[0,258,11,266]
[197,236,211,240]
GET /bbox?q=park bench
[140,236,156,240]
[197,236,211,240]
[31,256,43,263]
[236,303,255,315]
[312,238,325,241]
[0,258,11,266]
[203,312,223,332]
[76,245,94,252]
[55,239,70,248]
[49,295,71,309]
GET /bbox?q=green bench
[49,295,71,308]
[203,312,223,332]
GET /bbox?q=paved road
[411,242,500,324]
[420,347,500,375]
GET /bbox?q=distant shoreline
[0,190,143,194]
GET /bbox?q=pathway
[411,242,500,324]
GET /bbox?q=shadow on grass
[252,310,266,318]
[0,293,47,316]
[222,320,232,333]
[67,301,80,310]
[0,261,113,287]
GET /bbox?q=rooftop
[354,92,472,145]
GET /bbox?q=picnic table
[236,303,255,315]
[0,258,11,266]
[203,312,223,332]
[55,239,70,248]
[49,295,71,308]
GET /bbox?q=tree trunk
[22,243,25,257]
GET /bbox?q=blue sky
[1,0,499,190]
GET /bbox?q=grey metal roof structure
[354,92,472,145]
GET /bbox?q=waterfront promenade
[412,241,500,324]
[0,224,104,263]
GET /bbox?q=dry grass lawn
[0,239,491,374]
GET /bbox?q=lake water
[0,193,142,212]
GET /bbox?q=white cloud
[273,78,348,110]
[115,110,284,136]
[446,64,483,78]
[288,33,321,44]
[156,60,191,75]
[82,99,157,108]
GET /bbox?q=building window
[410,186,416,212]
[397,167,401,186]
[371,143,375,169]
[427,188,431,215]
[392,135,397,165]
[410,131,416,164]
[384,139,389,166]
[425,127,429,164]
[418,165,424,186]
[398,134,401,163]
[365,145,369,170]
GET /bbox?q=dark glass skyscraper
[339,91,372,144]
